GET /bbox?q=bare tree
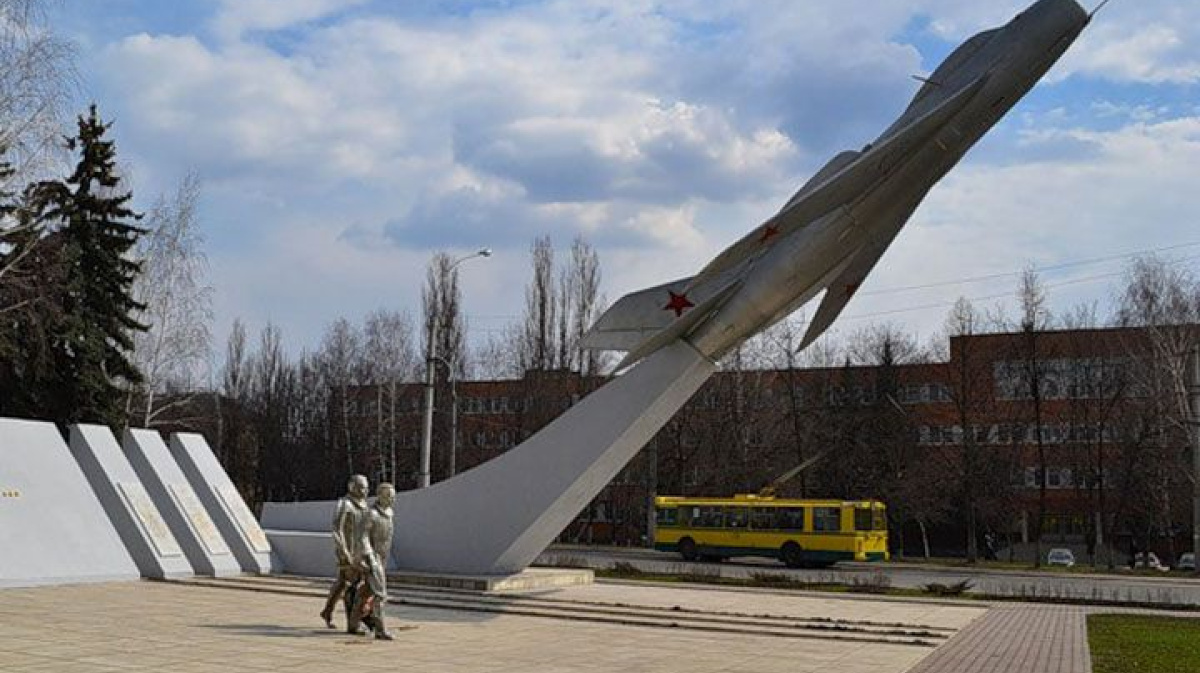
[127,174,213,427]
[1113,255,1200,565]
[765,318,814,496]
[942,297,1004,562]
[1015,267,1053,567]
[216,318,258,496]
[845,323,924,367]
[569,237,604,375]
[249,322,293,503]
[474,323,525,380]
[362,309,416,481]
[0,0,76,182]
[522,236,556,371]
[422,252,468,377]
[316,317,365,474]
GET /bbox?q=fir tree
[25,105,146,426]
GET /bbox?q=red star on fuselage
[759,224,780,243]
[663,291,695,317]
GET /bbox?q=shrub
[921,580,975,596]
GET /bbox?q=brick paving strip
[906,603,1200,673]
[905,605,1091,673]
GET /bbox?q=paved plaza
[0,577,985,673]
[8,574,1200,672]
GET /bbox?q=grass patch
[891,556,1195,577]
[595,566,1200,611]
[1088,614,1200,673]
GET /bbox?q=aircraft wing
[686,74,989,293]
[797,210,912,350]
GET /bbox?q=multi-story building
[344,325,1197,563]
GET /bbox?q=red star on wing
[844,282,861,298]
[663,291,695,317]
[758,224,780,243]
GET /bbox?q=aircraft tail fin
[582,274,742,371]
[580,277,694,353]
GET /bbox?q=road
[537,545,1200,607]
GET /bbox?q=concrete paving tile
[0,577,1008,673]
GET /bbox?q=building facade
[343,326,1196,564]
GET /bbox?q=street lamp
[419,248,491,488]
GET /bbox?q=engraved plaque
[217,485,271,553]
[117,482,183,558]
[168,483,230,555]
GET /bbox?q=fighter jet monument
[585,0,1096,367]
[264,0,1096,576]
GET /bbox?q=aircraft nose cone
[1023,0,1089,29]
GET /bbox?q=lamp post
[427,355,460,481]
[419,248,490,488]
[1189,344,1199,574]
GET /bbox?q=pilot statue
[354,483,396,640]
[320,474,370,633]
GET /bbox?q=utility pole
[448,374,459,479]
[1190,344,1199,574]
[419,316,438,488]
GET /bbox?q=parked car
[1046,548,1076,567]
[1133,552,1170,572]
[1177,553,1196,572]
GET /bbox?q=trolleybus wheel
[781,542,804,568]
[678,537,698,562]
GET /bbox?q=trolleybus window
[656,507,678,527]
[813,507,841,532]
[698,506,724,528]
[855,508,874,532]
[749,507,775,530]
[776,507,805,531]
[725,507,748,528]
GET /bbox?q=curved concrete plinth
[264,341,715,575]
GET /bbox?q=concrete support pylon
[390,341,715,574]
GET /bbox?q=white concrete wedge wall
[122,428,241,577]
[169,432,276,574]
[263,342,716,576]
[69,424,193,579]
[0,418,140,587]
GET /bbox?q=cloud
[76,0,1200,351]
[212,0,373,41]
[1057,24,1200,84]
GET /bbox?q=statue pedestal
[389,567,594,593]
[263,528,592,592]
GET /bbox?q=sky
[49,0,1200,364]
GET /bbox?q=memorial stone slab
[168,432,276,573]
[69,424,193,579]
[122,428,241,577]
[0,418,140,587]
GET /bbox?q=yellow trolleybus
[653,495,889,568]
